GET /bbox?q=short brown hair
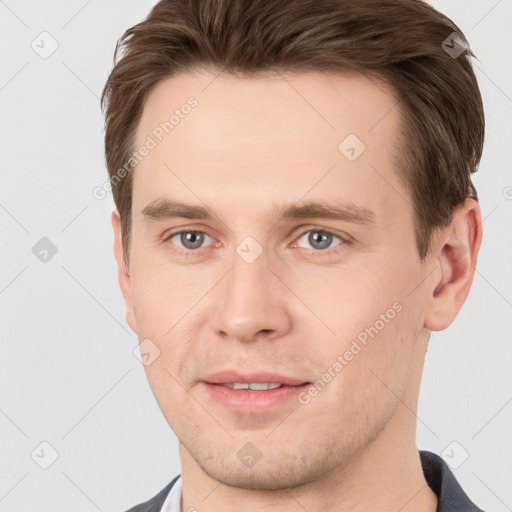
[101,0,484,266]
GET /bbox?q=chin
[190,441,339,492]
[201,463,317,491]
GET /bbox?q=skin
[112,68,482,511]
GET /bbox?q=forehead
[136,68,399,149]
[132,68,408,224]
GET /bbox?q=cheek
[292,258,422,389]
[129,254,208,338]
[286,259,408,339]
[129,258,203,401]
[303,304,418,434]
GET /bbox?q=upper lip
[203,371,309,386]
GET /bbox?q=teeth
[222,383,282,390]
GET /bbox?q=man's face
[117,69,436,489]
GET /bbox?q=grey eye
[297,230,342,251]
[170,231,211,250]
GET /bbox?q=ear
[424,198,482,331]
[111,209,137,333]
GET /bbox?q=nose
[210,249,292,343]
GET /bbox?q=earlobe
[424,199,482,331]
[111,209,137,333]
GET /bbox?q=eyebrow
[140,198,376,225]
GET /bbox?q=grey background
[0,1,511,511]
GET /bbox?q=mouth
[213,382,305,390]
[201,372,311,413]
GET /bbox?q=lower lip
[202,382,310,414]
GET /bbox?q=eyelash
[162,228,349,257]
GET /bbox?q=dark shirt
[124,450,485,512]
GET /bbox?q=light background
[0,1,511,511]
